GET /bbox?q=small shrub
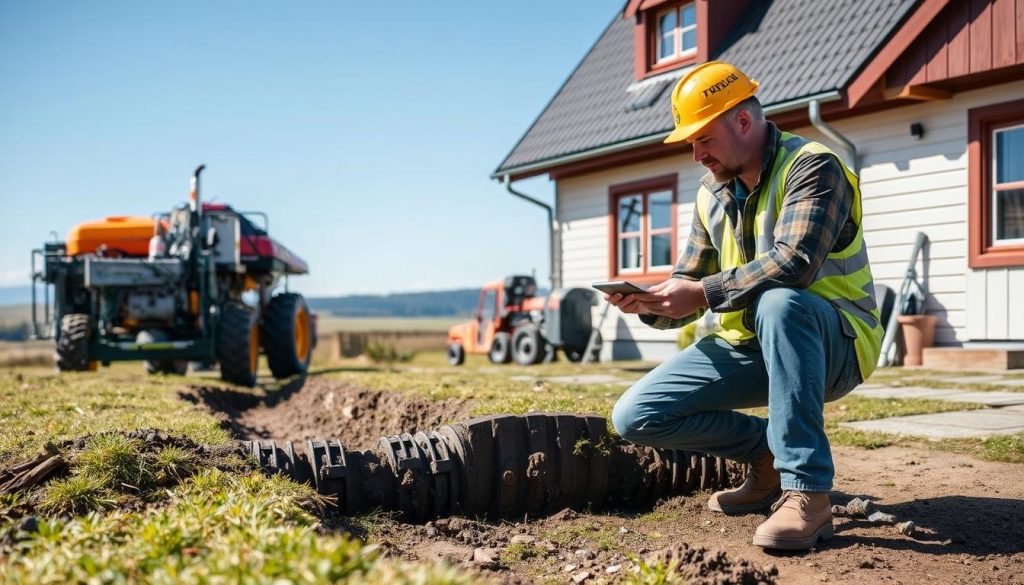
[364,340,415,364]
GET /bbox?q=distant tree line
[306,287,548,317]
[307,289,481,317]
[0,321,30,342]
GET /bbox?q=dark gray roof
[495,0,917,177]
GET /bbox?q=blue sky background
[0,0,624,297]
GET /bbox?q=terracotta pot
[896,314,938,366]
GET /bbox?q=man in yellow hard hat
[607,61,882,551]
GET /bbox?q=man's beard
[711,164,741,183]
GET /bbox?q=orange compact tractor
[446,275,601,366]
[30,165,314,387]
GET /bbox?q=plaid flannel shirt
[641,123,856,332]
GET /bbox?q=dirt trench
[178,376,781,583]
[176,376,1024,584]
[180,376,472,450]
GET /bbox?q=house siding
[556,79,1024,361]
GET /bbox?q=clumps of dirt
[181,377,471,449]
[645,543,778,584]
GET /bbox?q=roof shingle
[495,0,917,176]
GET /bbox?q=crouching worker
[606,62,882,551]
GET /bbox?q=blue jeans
[611,288,862,492]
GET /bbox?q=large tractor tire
[137,329,188,376]
[262,293,312,379]
[55,314,91,372]
[217,303,260,387]
[447,342,465,366]
[512,324,545,366]
[488,332,512,364]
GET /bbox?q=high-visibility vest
[695,132,883,380]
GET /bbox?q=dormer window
[656,3,697,63]
[628,0,750,80]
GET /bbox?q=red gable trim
[846,0,951,107]
[624,0,676,19]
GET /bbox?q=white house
[494,0,1024,367]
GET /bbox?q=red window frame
[633,0,701,79]
[607,174,679,284]
[968,98,1024,268]
[654,2,697,65]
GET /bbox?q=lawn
[1,350,1022,583]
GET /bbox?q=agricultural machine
[446,275,602,366]
[30,165,314,387]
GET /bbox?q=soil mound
[647,543,778,584]
[181,377,471,449]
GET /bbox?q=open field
[0,304,31,327]
[314,315,464,334]
[1,353,1023,583]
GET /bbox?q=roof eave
[492,90,843,181]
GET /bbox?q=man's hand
[605,277,707,319]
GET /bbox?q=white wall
[558,158,704,361]
[555,79,1024,359]
[799,79,1024,344]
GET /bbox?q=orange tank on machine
[66,216,156,257]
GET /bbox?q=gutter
[808,99,859,174]
[502,175,561,291]
[492,91,843,180]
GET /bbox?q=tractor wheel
[55,314,91,372]
[262,293,313,379]
[447,342,465,366]
[566,330,603,363]
[217,303,260,387]
[488,332,512,364]
[137,330,188,376]
[512,324,544,366]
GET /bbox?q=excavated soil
[180,376,473,450]
[180,378,1024,584]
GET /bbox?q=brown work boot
[707,451,781,515]
[752,490,833,550]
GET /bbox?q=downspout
[503,174,561,291]
[808,100,859,174]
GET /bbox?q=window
[656,2,697,63]
[968,99,1024,268]
[608,175,678,281]
[993,124,1024,243]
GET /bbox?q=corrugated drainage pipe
[503,174,561,291]
[808,100,858,174]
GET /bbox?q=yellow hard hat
[664,61,760,144]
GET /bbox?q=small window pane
[681,29,697,51]
[649,234,672,268]
[681,3,696,27]
[619,195,642,233]
[996,126,1024,184]
[996,188,1024,241]
[650,191,673,229]
[659,12,676,59]
[620,237,641,270]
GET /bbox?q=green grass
[5,470,472,584]
[2,352,1023,583]
[0,367,229,467]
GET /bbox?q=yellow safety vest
[695,132,883,380]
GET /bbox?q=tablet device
[592,280,648,295]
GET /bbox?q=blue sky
[0,0,624,297]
